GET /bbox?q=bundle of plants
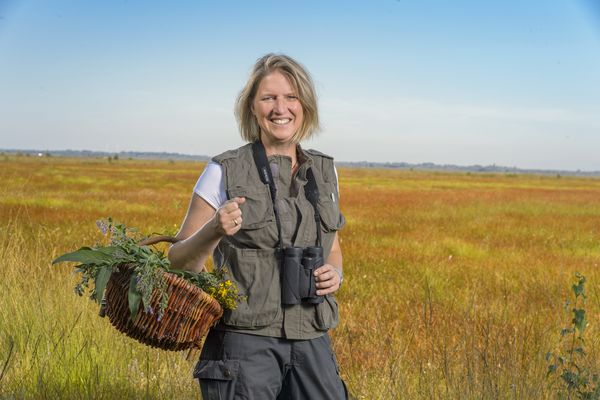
[53,218,242,351]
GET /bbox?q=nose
[273,97,287,114]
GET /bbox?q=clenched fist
[213,197,246,236]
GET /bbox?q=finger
[233,196,246,205]
[225,209,243,222]
[221,200,241,212]
[315,280,332,289]
[215,212,242,234]
[232,208,243,218]
[314,264,333,276]
[217,204,243,225]
[232,217,243,227]
[316,284,339,296]
[315,273,337,287]
[315,271,333,282]
[223,220,243,236]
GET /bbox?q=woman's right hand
[213,197,246,236]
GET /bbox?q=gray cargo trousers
[194,330,348,399]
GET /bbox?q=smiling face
[251,70,304,148]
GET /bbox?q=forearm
[326,248,342,272]
[168,217,223,272]
[314,233,344,295]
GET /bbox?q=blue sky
[1,0,599,170]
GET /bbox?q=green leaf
[572,275,586,298]
[561,370,578,386]
[93,246,121,258]
[94,266,112,304]
[128,274,142,320]
[573,309,587,333]
[52,247,114,265]
[547,364,557,376]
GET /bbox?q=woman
[168,53,347,399]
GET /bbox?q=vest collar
[266,144,314,187]
[295,144,314,184]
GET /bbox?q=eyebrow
[259,92,297,97]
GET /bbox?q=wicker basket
[101,236,223,351]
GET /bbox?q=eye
[261,96,275,101]
[286,95,298,100]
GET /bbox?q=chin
[264,131,295,143]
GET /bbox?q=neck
[261,138,297,160]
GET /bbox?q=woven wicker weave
[102,236,223,351]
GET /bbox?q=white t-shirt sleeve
[193,161,227,210]
[193,161,340,208]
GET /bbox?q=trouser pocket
[193,359,239,400]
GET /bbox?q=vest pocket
[220,245,281,328]
[317,183,345,232]
[228,185,275,230]
[313,295,340,331]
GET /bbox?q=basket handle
[142,235,209,274]
[138,235,180,246]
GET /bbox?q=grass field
[1,155,600,399]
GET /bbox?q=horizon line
[1,147,599,176]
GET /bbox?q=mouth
[270,118,292,126]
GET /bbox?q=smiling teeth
[272,119,291,125]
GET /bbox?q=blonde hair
[235,53,320,143]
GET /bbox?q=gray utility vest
[212,143,345,340]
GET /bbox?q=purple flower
[96,220,108,235]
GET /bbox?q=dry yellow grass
[1,155,600,399]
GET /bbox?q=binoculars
[281,246,325,305]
